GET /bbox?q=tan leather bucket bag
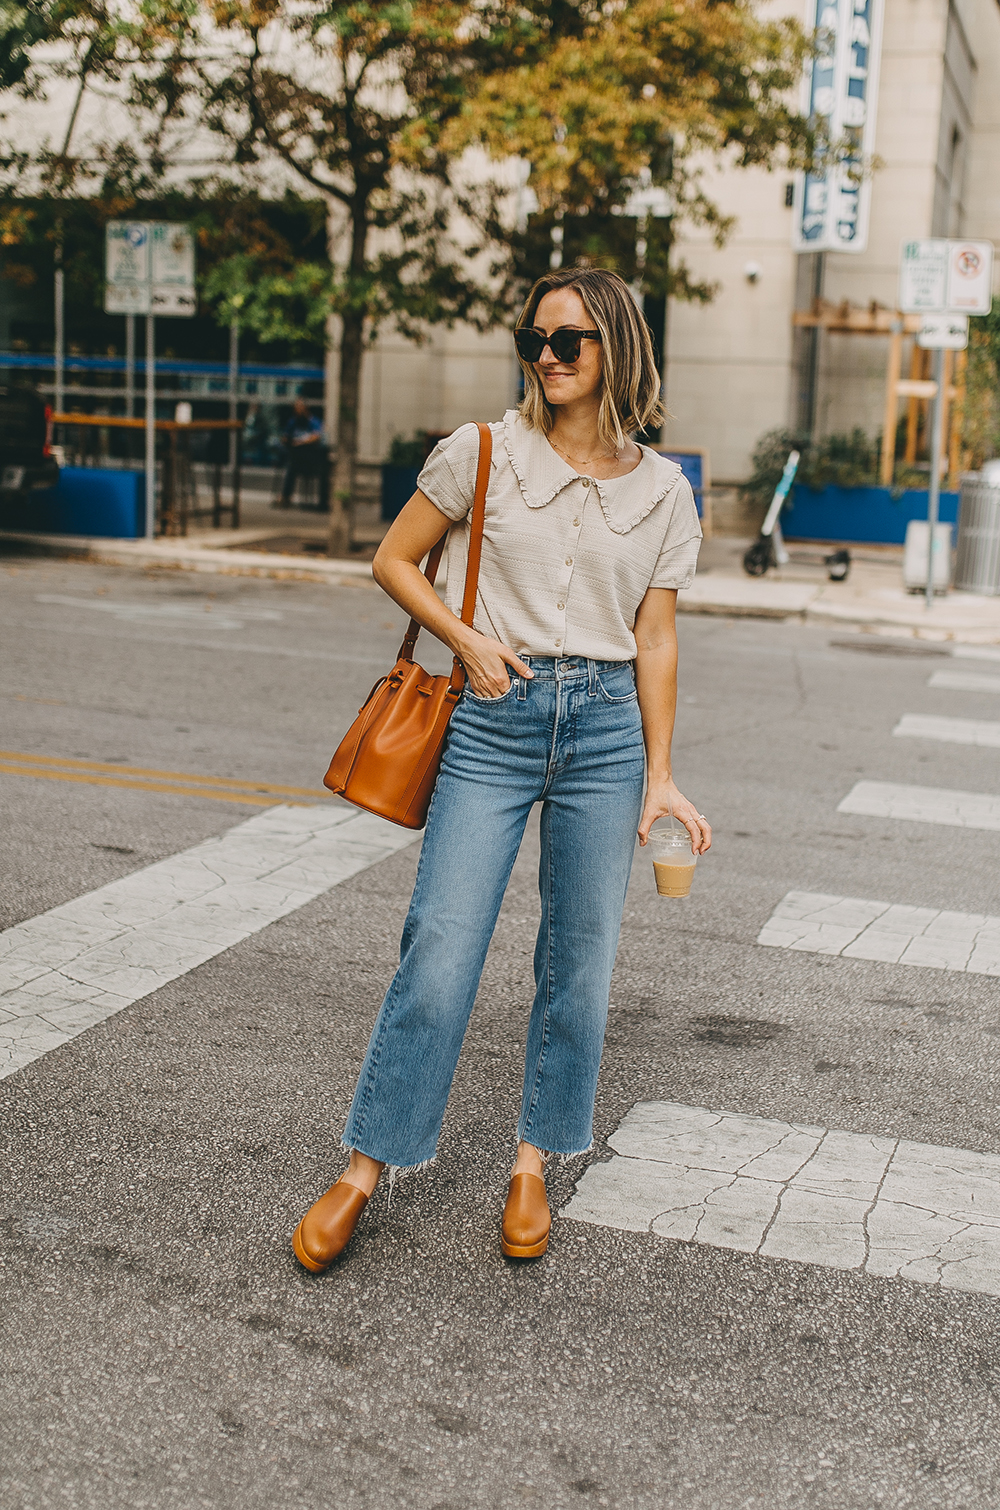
[323,422,491,829]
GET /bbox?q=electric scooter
[742,450,850,582]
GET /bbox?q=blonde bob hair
[515,267,665,454]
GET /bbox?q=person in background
[278,398,326,508]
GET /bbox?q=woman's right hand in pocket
[455,629,533,699]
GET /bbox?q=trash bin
[955,477,1000,596]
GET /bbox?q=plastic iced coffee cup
[647,819,698,898]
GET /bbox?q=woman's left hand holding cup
[638,779,711,854]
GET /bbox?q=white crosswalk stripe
[756,890,1000,973]
[838,780,1000,831]
[0,804,418,1081]
[894,713,1000,748]
[562,1101,1000,1298]
[929,670,1000,695]
[954,645,1000,663]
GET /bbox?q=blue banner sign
[793,0,883,255]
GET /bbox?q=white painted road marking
[563,1101,1000,1297]
[929,670,1000,695]
[756,890,1000,974]
[954,645,1000,664]
[34,593,283,630]
[0,804,418,1081]
[838,780,1000,832]
[894,713,1000,748]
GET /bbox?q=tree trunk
[327,198,369,557]
[328,304,363,556]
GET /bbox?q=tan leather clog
[501,1171,551,1258]
[292,1180,369,1273]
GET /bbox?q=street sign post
[105,222,151,315]
[946,242,993,313]
[149,223,196,317]
[916,313,969,351]
[899,239,993,316]
[898,238,994,607]
[105,222,196,538]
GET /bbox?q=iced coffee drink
[647,821,698,898]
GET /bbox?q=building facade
[2,0,995,496]
[343,0,999,489]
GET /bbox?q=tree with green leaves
[181,0,812,552]
[0,0,52,93]
[963,309,1000,469]
[5,0,815,552]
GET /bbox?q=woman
[292,267,711,1271]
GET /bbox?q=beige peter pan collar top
[416,409,702,662]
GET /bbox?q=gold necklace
[551,437,621,469]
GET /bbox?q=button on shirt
[416,410,702,661]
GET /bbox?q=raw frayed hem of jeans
[340,1143,435,1209]
[516,1140,594,1166]
[548,1143,594,1165]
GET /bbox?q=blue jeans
[343,657,646,1167]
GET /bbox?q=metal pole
[804,251,825,438]
[125,313,135,418]
[145,313,156,539]
[879,320,903,486]
[228,318,239,469]
[54,241,65,414]
[925,344,946,610]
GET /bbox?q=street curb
[676,598,804,620]
[0,531,377,585]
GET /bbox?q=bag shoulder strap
[396,422,492,665]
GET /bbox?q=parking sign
[946,242,994,314]
[105,222,151,314]
[899,238,994,315]
[105,221,195,317]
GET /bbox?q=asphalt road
[2,549,1000,1510]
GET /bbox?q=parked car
[0,382,60,522]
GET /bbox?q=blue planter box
[4,468,146,538]
[783,484,959,547]
[660,449,706,518]
[381,464,421,522]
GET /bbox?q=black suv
[0,381,60,519]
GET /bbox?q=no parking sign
[899,238,994,316]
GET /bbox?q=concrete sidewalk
[3,526,1000,644]
[686,537,1000,645]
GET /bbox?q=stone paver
[563,1101,1000,1297]
[756,890,1000,975]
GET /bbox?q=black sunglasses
[513,326,602,364]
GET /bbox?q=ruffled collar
[501,409,683,535]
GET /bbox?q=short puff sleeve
[416,422,482,522]
[649,475,702,590]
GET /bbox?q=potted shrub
[741,428,960,546]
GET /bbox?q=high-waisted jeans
[342,656,646,1167]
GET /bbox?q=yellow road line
[0,749,323,799]
[0,762,315,808]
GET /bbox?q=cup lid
[649,817,690,839]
